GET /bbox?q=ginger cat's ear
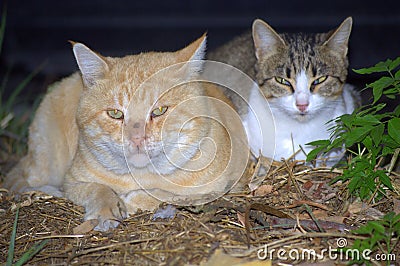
[71,42,109,87]
[323,17,352,57]
[179,33,207,61]
[177,33,207,76]
[252,19,286,60]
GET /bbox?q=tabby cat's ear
[323,17,353,57]
[71,42,109,87]
[177,33,207,75]
[252,19,286,60]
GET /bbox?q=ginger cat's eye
[151,106,168,118]
[107,109,124,120]
[312,76,328,85]
[275,77,292,87]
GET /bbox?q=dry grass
[1,160,399,265]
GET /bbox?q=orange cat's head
[72,35,213,175]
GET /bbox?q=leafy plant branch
[307,57,400,201]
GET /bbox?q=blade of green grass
[4,64,43,112]
[14,239,49,266]
[0,3,8,105]
[6,207,19,266]
[0,3,7,55]
[0,67,11,100]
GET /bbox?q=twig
[388,148,399,174]
[72,237,162,257]
[284,160,303,197]
[277,200,331,211]
[244,202,294,247]
[299,204,324,232]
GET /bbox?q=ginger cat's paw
[121,189,163,212]
[85,196,128,231]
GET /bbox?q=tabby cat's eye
[312,76,328,85]
[275,77,292,87]
[151,106,168,118]
[107,109,124,120]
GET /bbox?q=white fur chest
[271,107,336,161]
[243,84,357,164]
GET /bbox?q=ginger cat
[5,35,249,231]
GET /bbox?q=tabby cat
[209,17,361,165]
[5,35,249,231]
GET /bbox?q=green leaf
[363,136,376,153]
[377,171,394,190]
[368,76,394,103]
[362,103,386,115]
[392,213,400,224]
[348,175,362,194]
[353,60,391,74]
[369,233,384,248]
[354,223,374,235]
[345,126,374,147]
[382,146,396,157]
[394,220,400,235]
[392,214,400,235]
[389,57,400,71]
[365,173,377,190]
[388,117,400,145]
[395,69,400,80]
[353,57,400,74]
[382,134,399,149]
[383,87,400,96]
[382,212,395,223]
[393,106,400,117]
[360,184,371,199]
[306,139,331,147]
[370,124,385,145]
[369,221,386,234]
[305,139,331,161]
[352,114,381,126]
[338,113,354,128]
[327,137,344,151]
[306,145,327,161]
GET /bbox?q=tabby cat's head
[252,17,352,120]
[72,35,209,175]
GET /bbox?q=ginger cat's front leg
[64,180,127,231]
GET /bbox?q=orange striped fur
[5,35,250,231]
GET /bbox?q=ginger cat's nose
[130,120,146,148]
[131,136,145,147]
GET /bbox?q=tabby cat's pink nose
[296,103,308,112]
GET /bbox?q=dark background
[1,0,400,103]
